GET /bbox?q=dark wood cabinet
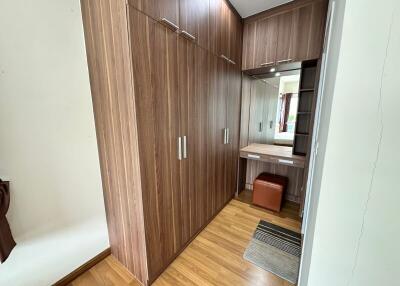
[276,11,295,63]
[129,9,182,279]
[225,65,242,202]
[129,0,242,65]
[179,0,210,49]
[209,0,243,67]
[128,0,180,28]
[242,0,328,71]
[229,8,243,65]
[254,16,278,68]
[81,1,243,285]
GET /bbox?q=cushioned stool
[252,173,288,212]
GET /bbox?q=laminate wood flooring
[69,195,301,286]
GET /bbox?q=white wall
[302,0,400,285]
[0,0,109,285]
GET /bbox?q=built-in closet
[81,0,328,284]
[81,0,242,285]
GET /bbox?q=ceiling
[229,0,294,18]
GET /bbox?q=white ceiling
[229,0,294,18]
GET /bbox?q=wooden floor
[69,193,301,286]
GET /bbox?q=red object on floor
[252,173,288,212]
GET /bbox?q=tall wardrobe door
[192,46,209,231]
[179,38,210,242]
[225,66,241,201]
[178,36,195,244]
[207,54,226,215]
[128,8,181,280]
[216,58,229,210]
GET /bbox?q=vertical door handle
[177,137,182,160]
[226,128,230,144]
[183,136,187,159]
[223,128,227,144]
[270,120,274,129]
[259,122,263,132]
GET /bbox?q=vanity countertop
[240,143,306,168]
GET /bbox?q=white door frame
[298,0,336,284]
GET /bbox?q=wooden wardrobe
[80,0,242,285]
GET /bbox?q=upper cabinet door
[228,9,243,66]
[276,11,295,64]
[179,0,210,49]
[241,0,328,70]
[179,0,198,40]
[128,0,180,29]
[210,0,231,59]
[291,4,313,61]
[254,16,278,68]
[307,0,328,59]
[242,20,257,70]
[218,0,231,58]
[291,1,328,61]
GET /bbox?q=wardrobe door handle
[220,55,230,62]
[220,55,236,65]
[226,128,230,144]
[183,136,187,159]
[259,122,263,132]
[160,18,179,31]
[260,62,274,67]
[277,59,292,64]
[223,128,227,144]
[181,30,196,41]
[178,137,182,160]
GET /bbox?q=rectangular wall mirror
[245,70,301,146]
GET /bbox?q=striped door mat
[243,220,302,284]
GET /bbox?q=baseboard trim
[53,248,111,286]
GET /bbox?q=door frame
[298,1,336,284]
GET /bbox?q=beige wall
[302,0,400,285]
[0,0,108,284]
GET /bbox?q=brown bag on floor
[0,179,16,263]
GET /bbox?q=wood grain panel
[218,0,231,58]
[216,58,228,210]
[254,16,278,67]
[242,20,257,70]
[207,54,219,221]
[307,0,329,59]
[80,0,148,283]
[242,0,328,70]
[192,46,210,229]
[276,11,295,62]
[225,65,242,200]
[128,8,183,281]
[209,0,222,55]
[128,0,180,27]
[228,7,243,66]
[179,0,210,49]
[178,35,195,245]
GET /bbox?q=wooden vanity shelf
[240,144,306,169]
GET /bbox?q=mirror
[246,70,301,146]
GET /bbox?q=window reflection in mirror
[274,74,300,145]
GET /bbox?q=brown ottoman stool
[252,173,288,212]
